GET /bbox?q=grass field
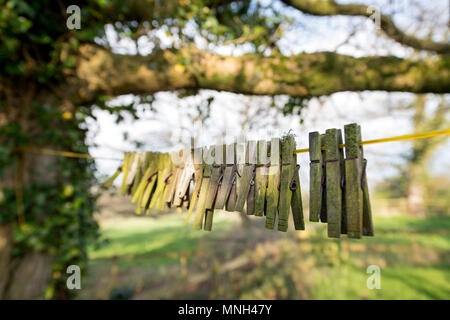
[80,198,450,300]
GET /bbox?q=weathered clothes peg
[204,145,225,231]
[290,145,304,230]
[149,153,169,211]
[125,152,141,195]
[361,157,374,236]
[309,132,322,222]
[120,152,133,195]
[337,129,347,235]
[140,153,159,214]
[225,145,238,212]
[103,166,122,188]
[344,124,363,238]
[234,141,256,213]
[265,138,280,229]
[173,149,195,207]
[185,147,203,224]
[215,143,236,210]
[319,133,327,223]
[358,126,374,236]
[324,129,343,238]
[181,184,190,208]
[147,153,162,211]
[193,146,213,230]
[131,153,144,196]
[162,151,180,205]
[158,153,174,211]
[278,135,296,231]
[132,152,155,214]
[254,140,269,217]
[246,142,258,215]
[344,123,374,237]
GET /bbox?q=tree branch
[282,0,450,54]
[96,0,450,54]
[70,44,450,104]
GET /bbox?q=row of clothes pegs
[105,123,373,238]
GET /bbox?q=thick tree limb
[97,0,450,54]
[282,0,450,54]
[72,44,450,103]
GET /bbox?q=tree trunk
[0,87,60,299]
[0,223,13,299]
[407,164,426,217]
[0,158,55,299]
[404,95,448,217]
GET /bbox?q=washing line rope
[20,129,450,159]
[294,128,450,153]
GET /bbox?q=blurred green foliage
[0,102,101,298]
[80,211,450,300]
[376,175,450,217]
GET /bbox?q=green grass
[311,265,449,300]
[84,211,450,300]
[306,215,450,299]
[88,212,241,267]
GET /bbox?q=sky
[87,0,450,190]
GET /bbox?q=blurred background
[0,0,448,299]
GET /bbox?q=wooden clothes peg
[215,143,236,210]
[204,145,225,231]
[193,146,212,230]
[247,172,256,215]
[338,129,347,235]
[344,123,363,238]
[246,141,258,215]
[358,125,374,236]
[162,152,178,205]
[125,152,140,195]
[278,135,296,232]
[131,153,144,197]
[120,152,132,195]
[254,140,269,217]
[140,154,159,214]
[103,166,122,188]
[225,143,238,212]
[157,153,173,211]
[149,153,168,210]
[240,141,257,215]
[309,132,322,222]
[132,152,155,213]
[290,144,305,230]
[234,141,255,213]
[319,133,327,223]
[265,137,280,229]
[173,149,195,207]
[185,147,203,224]
[324,129,342,238]
[361,158,374,236]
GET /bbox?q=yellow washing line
[294,129,450,154]
[20,146,123,161]
[20,129,450,159]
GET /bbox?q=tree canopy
[1,0,449,107]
